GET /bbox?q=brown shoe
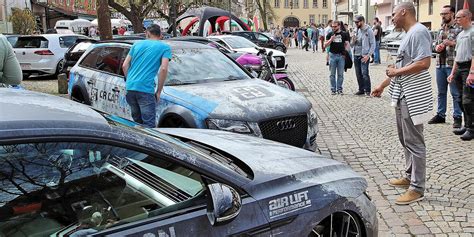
[388,177,410,188]
[395,190,424,205]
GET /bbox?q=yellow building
[418,0,451,30]
[267,0,332,27]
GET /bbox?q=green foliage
[9,8,37,35]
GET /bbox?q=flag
[463,0,469,9]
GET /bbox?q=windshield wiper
[225,75,245,81]
[166,79,197,85]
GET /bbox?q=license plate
[20,64,31,70]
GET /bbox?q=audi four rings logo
[276,119,296,130]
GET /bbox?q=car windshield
[166,48,250,85]
[222,37,257,49]
[384,31,403,39]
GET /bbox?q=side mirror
[207,183,242,226]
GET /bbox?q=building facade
[1,0,32,33]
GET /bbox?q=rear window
[59,36,79,48]
[71,41,93,53]
[13,37,48,48]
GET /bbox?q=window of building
[322,14,328,24]
[304,0,308,8]
[309,14,315,24]
[428,0,433,15]
[284,0,289,8]
[274,0,280,8]
[312,0,318,8]
[294,0,299,8]
[322,0,327,8]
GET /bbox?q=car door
[0,140,271,236]
[255,33,272,48]
[76,47,106,109]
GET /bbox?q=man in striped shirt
[372,2,433,205]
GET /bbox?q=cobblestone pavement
[285,48,473,236]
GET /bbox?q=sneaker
[354,91,364,96]
[388,177,410,188]
[427,115,445,124]
[395,190,424,205]
[326,62,329,66]
[453,117,462,129]
[337,90,343,95]
[453,127,467,135]
[460,129,474,141]
[331,91,337,95]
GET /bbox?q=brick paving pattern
[285,48,474,236]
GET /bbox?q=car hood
[163,79,311,122]
[157,128,367,199]
[234,47,286,57]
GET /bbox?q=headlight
[206,119,253,134]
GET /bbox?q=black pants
[453,61,474,129]
[303,39,309,51]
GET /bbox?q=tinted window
[59,36,79,48]
[6,36,18,46]
[79,47,101,68]
[14,37,49,48]
[95,47,124,75]
[167,48,250,85]
[256,33,269,42]
[0,142,205,236]
[79,47,123,75]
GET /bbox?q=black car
[0,89,378,236]
[230,31,287,53]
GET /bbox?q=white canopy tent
[91,18,132,28]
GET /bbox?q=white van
[55,19,91,34]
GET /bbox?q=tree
[108,0,160,33]
[98,0,113,40]
[254,0,276,31]
[9,8,36,35]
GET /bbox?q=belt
[457,61,472,68]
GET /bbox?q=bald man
[372,2,433,205]
[448,9,474,140]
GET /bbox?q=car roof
[94,39,213,49]
[0,89,108,126]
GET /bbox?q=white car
[208,35,288,71]
[13,34,89,77]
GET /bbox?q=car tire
[160,115,189,128]
[55,59,65,76]
[308,211,362,237]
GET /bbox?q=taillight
[34,50,54,55]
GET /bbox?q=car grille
[274,56,285,69]
[259,114,308,148]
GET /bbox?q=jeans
[396,98,426,194]
[312,39,318,52]
[329,53,345,92]
[373,41,381,64]
[354,56,371,93]
[435,66,462,118]
[126,90,157,128]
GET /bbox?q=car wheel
[275,46,285,52]
[160,115,189,128]
[308,211,362,237]
[56,59,65,76]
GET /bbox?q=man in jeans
[351,15,375,96]
[325,20,350,95]
[122,24,172,128]
[428,5,463,128]
[372,18,382,64]
[448,9,474,140]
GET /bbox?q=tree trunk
[131,15,144,33]
[97,0,112,40]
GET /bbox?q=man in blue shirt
[122,24,172,128]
